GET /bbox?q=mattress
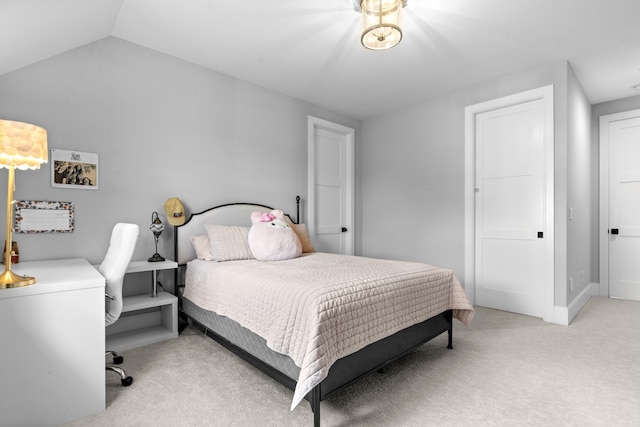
[182,297,300,379]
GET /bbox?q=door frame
[599,108,640,297]
[464,85,555,322]
[307,116,355,255]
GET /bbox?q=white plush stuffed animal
[248,210,302,261]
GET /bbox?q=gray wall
[361,60,583,308]
[0,37,362,292]
[566,65,593,305]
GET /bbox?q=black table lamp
[148,211,165,262]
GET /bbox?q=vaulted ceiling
[2,0,639,119]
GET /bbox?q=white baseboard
[553,282,599,325]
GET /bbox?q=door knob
[341,227,348,232]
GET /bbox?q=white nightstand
[106,260,178,351]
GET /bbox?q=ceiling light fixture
[357,0,407,51]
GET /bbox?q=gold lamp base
[0,268,36,289]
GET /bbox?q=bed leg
[446,310,453,349]
[310,385,321,427]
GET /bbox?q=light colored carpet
[65,297,639,426]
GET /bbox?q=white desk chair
[99,223,139,386]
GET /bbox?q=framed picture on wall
[51,149,99,190]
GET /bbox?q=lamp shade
[360,0,404,50]
[0,119,48,170]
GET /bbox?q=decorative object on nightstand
[0,119,48,289]
[148,211,165,262]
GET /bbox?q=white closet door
[475,98,548,317]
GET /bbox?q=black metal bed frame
[173,196,454,427]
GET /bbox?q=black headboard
[173,196,300,266]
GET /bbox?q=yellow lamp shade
[0,119,48,170]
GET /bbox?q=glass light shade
[0,119,48,169]
[360,0,403,50]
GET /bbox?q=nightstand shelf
[123,290,176,310]
[106,323,175,351]
[106,260,178,351]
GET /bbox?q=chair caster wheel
[113,355,124,364]
[121,376,133,386]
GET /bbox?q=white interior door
[608,114,640,300]
[475,101,546,316]
[466,86,554,320]
[308,116,355,255]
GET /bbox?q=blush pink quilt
[183,252,474,409]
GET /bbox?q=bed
[174,197,474,426]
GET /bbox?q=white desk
[0,258,105,426]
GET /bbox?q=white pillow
[204,224,254,262]
[290,223,315,253]
[190,234,214,261]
